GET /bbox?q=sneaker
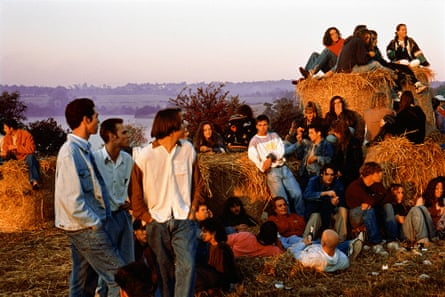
[299,67,310,79]
[415,81,427,94]
[387,241,400,251]
[372,244,389,257]
[348,236,363,260]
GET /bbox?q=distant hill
[0,80,296,117]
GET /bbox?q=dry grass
[1,226,445,297]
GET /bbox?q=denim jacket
[55,134,108,231]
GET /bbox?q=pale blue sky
[1,0,444,87]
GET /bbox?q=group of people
[294,23,430,96]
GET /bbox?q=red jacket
[2,129,36,161]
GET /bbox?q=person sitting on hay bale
[394,90,426,144]
[296,26,344,81]
[288,229,363,272]
[324,96,358,143]
[390,183,435,248]
[345,162,400,256]
[224,104,256,152]
[248,114,305,216]
[368,30,427,95]
[286,123,333,189]
[219,196,257,234]
[285,101,324,146]
[1,118,41,190]
[432,95,445,134]
[424,177,445,240]
[193,121,226,154]
[226,221,284,257]
[303,164,348,242]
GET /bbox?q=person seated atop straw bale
[394,90,426,144]
[1,118,41,190]
[324,96,358,143]
[424,177,445,240]
[114,249,158,297]
[432,95,445,134]
[345,162,400,255]
[324,26,390,77]
[220,196,257,234]
[193,121,226,153]
[390,184,435,248]
[224,104,256,152]
[363,92,396,145]
[286,123,333,189]
[368,30,427,95]
[386,23,430,68]
[195,218,241,294]
[303,164,348,242]
[296,27,345,80]
[285,101,325,146]
[227,221,284,257]
[248,114,305,216]
[329,121,363,189]
[289,229,356,272]
[267,197,308,249]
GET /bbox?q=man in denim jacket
[55,98,125,297]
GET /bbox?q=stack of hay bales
[0,157,56,232]
[296,68,435,135]
[197,153,272,221]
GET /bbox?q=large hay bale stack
[365,136,445,205]
[0,157,56,232]
[198,153,272,221]
[296,68,435,136]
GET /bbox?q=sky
[0,0,444,87]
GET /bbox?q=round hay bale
[0,157,56,232]
[296,68,436,136]
[364,136,445,205]
[197,153,272,222]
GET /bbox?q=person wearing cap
[226,221,284,257]
[432,95,445,134]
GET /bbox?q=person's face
[203,124,212,140]
[256,120,269,136]
[195,205,210,221]
[3,124,12,135]
[200,229,214,243]
[230,204,241,215]
[333,99,343,115]
[321,168,335,185]
[274,199,288,215]
[393,187,404,204]
[308,128,321,143]
[305,110,315,121]
[362,33,371,46]
[134,228,147,245]
[397,25,407,40]
[114,123,130,148]
[435,182,443,199]
[86,109,100,135]
[329,29,339,43]
[371,171,383,183]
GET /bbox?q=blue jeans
[382,203,399,242]
[97,210,134,296]
[352,60,390,73]
[266,166,304,216]
[349,206,382,244]
[147,219,198,297]
[66,225,125,297]
[305,48,337,74]
[25,154,41,183]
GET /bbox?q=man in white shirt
[94,118,134,296]
[130,108,201,297]
[248,114,304,216]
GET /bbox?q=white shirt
[134,139,195,223]
[94,147,133,212]
[248,132,285,172]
